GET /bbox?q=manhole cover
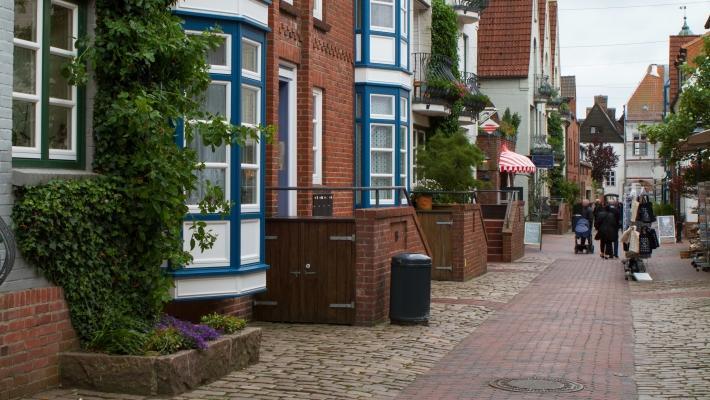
[489,377,584,393]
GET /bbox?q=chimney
[594,95,608,109]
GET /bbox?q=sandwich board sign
[657,215,676,243]
[524,222,542,250]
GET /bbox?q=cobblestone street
[26,235,710,400]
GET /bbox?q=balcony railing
[534,74,555,102]
[530,135,553,155]
[450,0,490,14]
[412,53,459,107]
[460,71,485,118]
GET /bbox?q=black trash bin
[390,253,432,325]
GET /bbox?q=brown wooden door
[417,211,453,280]
[256,219,355,324]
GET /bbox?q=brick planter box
[417,204,488,281]
[59,327,261,396]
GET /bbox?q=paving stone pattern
[27,262,552,400]
[630,273,710,400]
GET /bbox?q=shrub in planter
[499,108,522,138]
[144,327,187,355]
[157,315,221,350]
[201,313,247,334]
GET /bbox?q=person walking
[593,197,606,256]
[607,199,622,258]
[578,199,594,249]
[597,205,619,259]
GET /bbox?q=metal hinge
[254,300,278,306]
[435,266,453,271]
[265,235,278,240]
[436,221,453,225]
[330,234,355,242]
[329,302,355,309]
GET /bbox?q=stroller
[572,214,594,254]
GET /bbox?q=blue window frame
[172,15,268,280]
[355,0,410,71]
[355,84,410,208]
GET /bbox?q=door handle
[290,271,301,276]
[304,271,316,275]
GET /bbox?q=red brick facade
[0,287,79,399]
[354,207,429,325]
[265,1,355,217]
[450,205,488,281]
[164,295,253,323]
[476,133,517,204]
[502,201,525,262]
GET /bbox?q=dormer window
[590,126,599,134]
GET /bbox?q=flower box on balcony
[59,328,261,396]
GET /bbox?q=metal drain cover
[489,377,584,393]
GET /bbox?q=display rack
[691,193,709,272]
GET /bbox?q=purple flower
[157,315,220,350]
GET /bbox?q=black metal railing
[530,135,553,155]
[450,0,490,14]
[412,53,459,106]
[460,71,485,118]
[266,186,411,217]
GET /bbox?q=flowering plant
[156,315,220,350]
[412,178,444,193]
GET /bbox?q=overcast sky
[557,0,710,119]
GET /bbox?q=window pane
[371,2,394,29]
[400,127,406,151]
[371,151,392,174]
[242,41,259,75]
[13,46,36,94]
[48,105,72,150]
[49,54,72,100]
[241,139,257,165]
[400,152,406,175]
[12,100,35,147]
[207,39,227,66]
[371,177,394,200]
[356,93,362,119]
[241,168,258,205]
[400,97,407,121]
[50,4,73,51]
[188,168,226,205]
[14,0,37,42]
[200,83,227,116]
[371,95,393,116]
[370,125,393,148]
[401,7,407,35]
[189,127,226,163]
[241,87,258,125]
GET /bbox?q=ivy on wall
[14,0,271,350]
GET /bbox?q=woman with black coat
[598,205,619,259]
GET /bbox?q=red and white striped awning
[499,145,536,174]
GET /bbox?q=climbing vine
[13,0,271,349]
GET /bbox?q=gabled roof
[580,102,624,143]
[626,65,666,122]
[682,34,709,68]
[478,0,534,78]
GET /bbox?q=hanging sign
[480,119,499,134]
[531,155,554,169]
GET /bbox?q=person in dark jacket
[607,199,622,258]
[593,197,606,255]
[597,205,619,259]
[578,199,594,248]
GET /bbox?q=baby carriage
[572,214,594,254]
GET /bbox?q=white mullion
[13,39,40,50]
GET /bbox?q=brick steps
[484,219,505,262]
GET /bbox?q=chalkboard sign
[657,215,676,240]
[524,222,542,250]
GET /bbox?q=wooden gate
[416,211,453,280]
[254,218,356,324]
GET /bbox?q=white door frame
[279,64,298,217]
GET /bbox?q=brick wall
[502,201,525,262]
[451,204,488,281]
[354,207,428,325]
[0,287,79,399]
[556,201,570,234]
[476,134,517,204]
[163,295,253,323]
[265,0,355,217]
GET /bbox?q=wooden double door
[254,218,356,324]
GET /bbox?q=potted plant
[411,179,443,210]
[499,108,521,138]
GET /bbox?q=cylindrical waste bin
[389,253,432,324]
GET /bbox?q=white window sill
[12,168,98,187]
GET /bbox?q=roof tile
[478,0,534,78]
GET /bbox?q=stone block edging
[59,327,261,396]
